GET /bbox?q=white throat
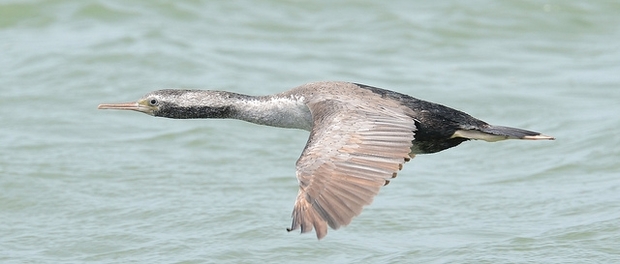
[233,94,312,131]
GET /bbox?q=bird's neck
[231,93,313,131]
[167,91,313,130]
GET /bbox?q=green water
[1,1,619,263]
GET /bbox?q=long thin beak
[97,102,139,111]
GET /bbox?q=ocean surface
[1,1,619,263]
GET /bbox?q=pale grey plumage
[290,94,416,238]
[98,81,554,239]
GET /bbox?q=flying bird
[98,81,554,239]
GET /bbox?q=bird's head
[98,89,236,119]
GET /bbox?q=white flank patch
[451,129,510,142]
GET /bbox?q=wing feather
[287,98,416,239]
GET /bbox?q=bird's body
[98,81,553,239]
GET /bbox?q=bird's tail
[452,125,555,142]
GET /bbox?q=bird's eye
[149,99,158,106]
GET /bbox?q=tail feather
[483,126,555,140]
[453,125,555,142]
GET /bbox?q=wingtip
[286,222,327,240]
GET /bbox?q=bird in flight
[98,81,554,239]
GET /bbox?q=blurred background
[1,0,619,263]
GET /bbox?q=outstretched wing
[287,99,416,239]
